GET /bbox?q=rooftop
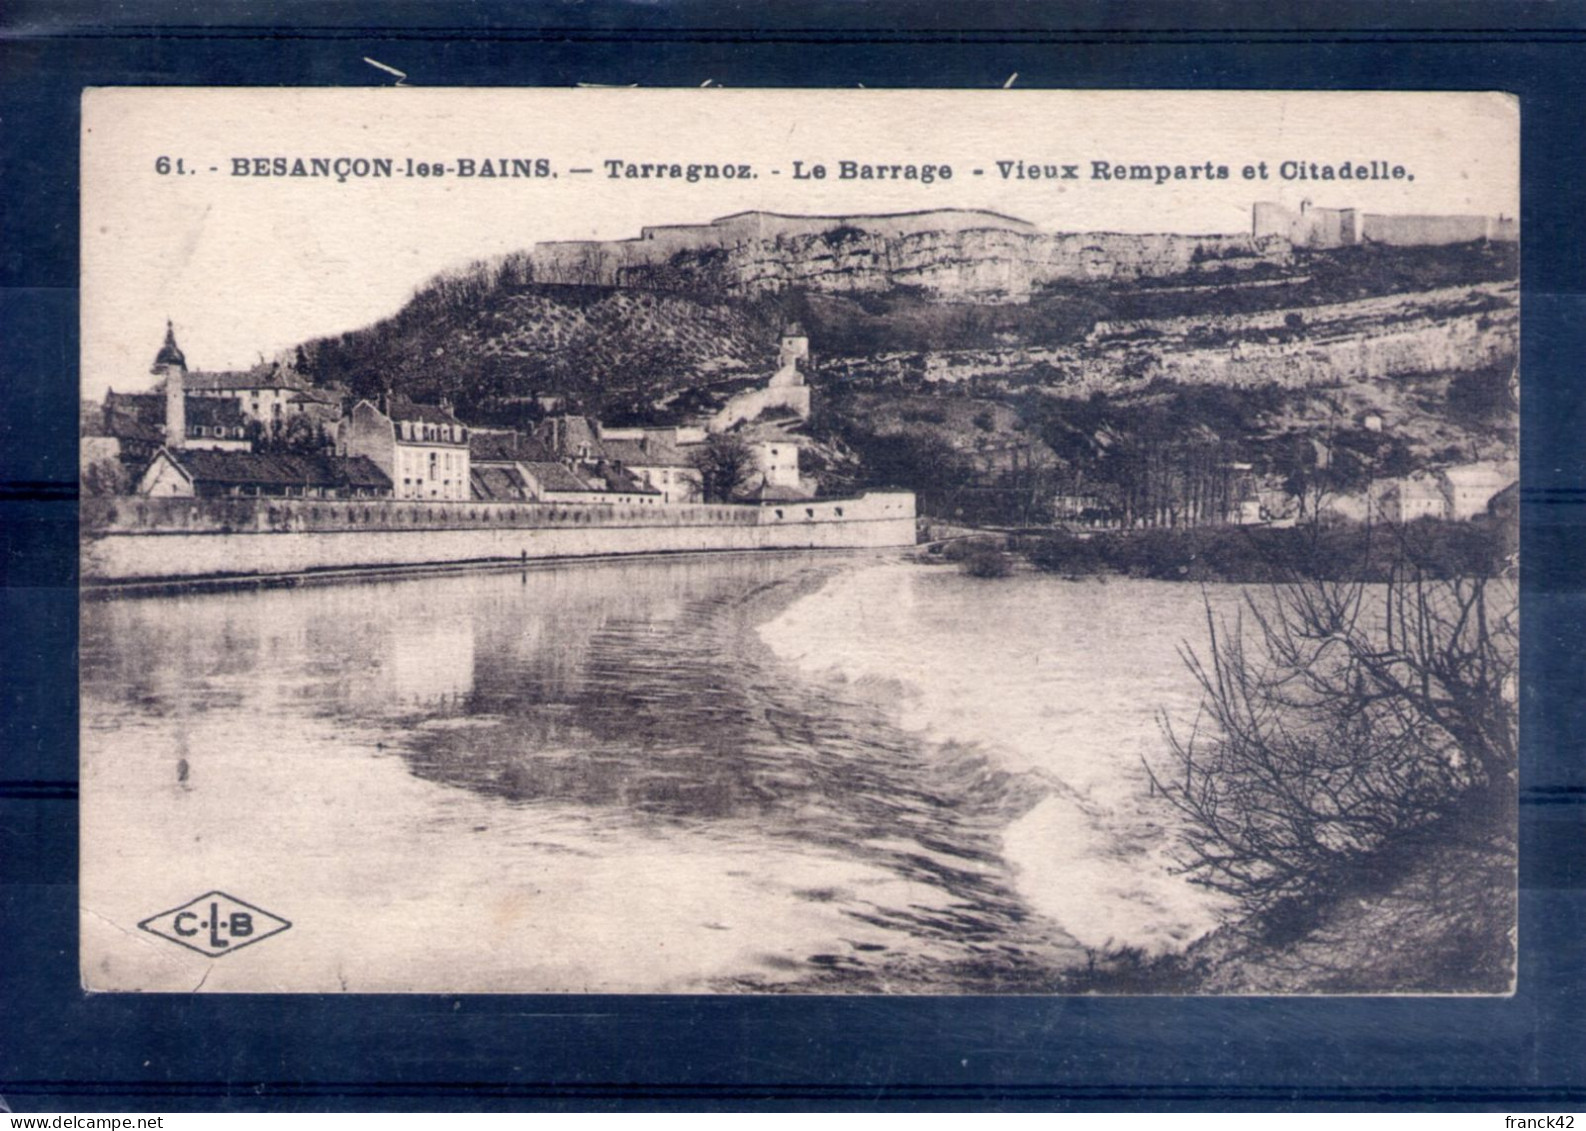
[521,461,599,495]
[587,461,660,495]
[469,430,557,463]
[151,321,186,372]
[385,395,464,428]
[102,392,246,436]
[163,450,391,490]
[596,438,650,466]
[185,366,305,392]
[469,465,531,502]
[745,481,809,503]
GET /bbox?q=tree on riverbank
[1147,550,1517,980]
[689,432,758,502]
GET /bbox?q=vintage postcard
[79,89,1518,994]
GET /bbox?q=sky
[81,88,1519,400]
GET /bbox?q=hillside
[289,212,1517,507]
[296,281,785,426]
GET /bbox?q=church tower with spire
[151,320,187,449]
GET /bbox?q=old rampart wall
[81,492,917,584]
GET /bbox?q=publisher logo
[138,891,290,957]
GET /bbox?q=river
[80,551,1241,994]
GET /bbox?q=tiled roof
[105,391,161,421]
[594,434,697,468]
[185,367,303,392]
[587,461,660,495]
[103,393,243,436]
[521,461,597,495]
[537,415,605,458]
[635,434,696,467]
[102,407,164,445]
[469,430,557,463]
[746,482,808,502]
[168,450,391,490]
[470,466,531,501]
[386,395,463,426]
[597,439,650,466]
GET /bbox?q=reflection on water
[81,553,1227,993]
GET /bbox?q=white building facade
[339,397,472,501]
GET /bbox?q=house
[518,462,623,505]
[596,433,704,503]
[1440,463,1517,521]
[468,429,560,502]
[469,464,535,502]
[92,324,251,470]
[1231,492,1265,526]
[752,439,803,494]
[285,388,342,426]
[469,426,665,505]
[137,448,391,498]
[582,460,663,505]
[539,415,607,461]
[1378,473,1447,523]
[91,395,163,468]
[470,428,557,466]
[103,391,250,455]
[339,395,471,501]
[185,363,309,430]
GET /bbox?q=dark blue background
[3,2,1583,1111]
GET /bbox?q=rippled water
[81,552,1242,994]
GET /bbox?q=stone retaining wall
[81,492,917,583]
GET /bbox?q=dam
[80,490,918,589]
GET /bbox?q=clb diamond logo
[138,891,291,957]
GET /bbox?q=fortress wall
[538,224,1278,303]
[1361,214,1499,246]
[709,385,811,431]
[81,492,917,584]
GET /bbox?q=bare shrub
[961,546,1013,578]
[1148,565,1517,920]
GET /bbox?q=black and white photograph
[78,88,1519,996]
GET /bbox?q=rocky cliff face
[532,211,1282,303]
[822,282,1519,398]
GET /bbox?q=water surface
[81,552,1235,993]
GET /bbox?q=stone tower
[151,320,187,449]
[777,322,810,375]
